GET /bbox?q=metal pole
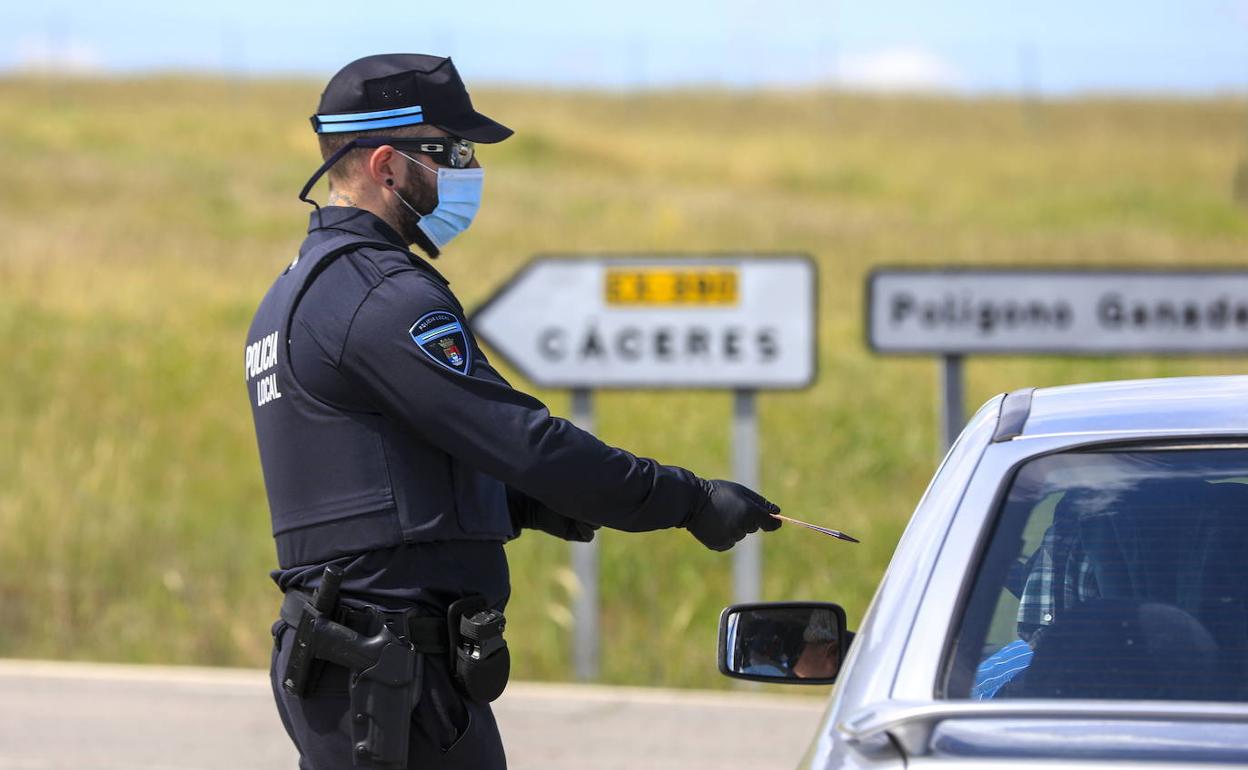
[940,354,965,453]
[569,389,599,681]
[732,389,762,604]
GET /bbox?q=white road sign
[471,256,817,388]
[869,269,1248,354]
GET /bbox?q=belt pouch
[447,596,510,703]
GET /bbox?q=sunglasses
[390,137,476,169]
[299,135,479,207]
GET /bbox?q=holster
[447,595,510,703]
[347,645,422,769]
[280,566,449,769]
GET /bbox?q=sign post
[731,389,761,604]
[568,388,598,681]
[939,354,964,452]
[868,268,1248,450]
[474,255,817,680]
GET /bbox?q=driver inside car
[973,491,1101,700]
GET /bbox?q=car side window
[946,446,1248,702]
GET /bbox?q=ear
[365,145,401,187]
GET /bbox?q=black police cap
[312,53,512,143]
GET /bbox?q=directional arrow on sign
[470,255,817,390]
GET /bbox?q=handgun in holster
[281,565,421,769]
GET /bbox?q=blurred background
[1,0,1246,689]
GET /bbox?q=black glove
[508,491,599,542]
[684,479,782,551]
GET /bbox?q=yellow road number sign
[605,268,740,306]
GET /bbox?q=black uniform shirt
[270,208,707,614]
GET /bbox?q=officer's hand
[517,503,599,542]
[684,479,782,551]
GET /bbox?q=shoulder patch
[409,311,471,375]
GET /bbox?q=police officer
[245,53,782,770]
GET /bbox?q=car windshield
[945,445,1248,702]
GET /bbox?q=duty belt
[280,589,449,655]
[278,565,509,768]
[280,568,431,769]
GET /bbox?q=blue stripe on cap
[317,104,424,123]
[315,113,426,134]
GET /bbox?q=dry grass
[1,76,1246,686]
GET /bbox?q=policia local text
[891,292,1248,335]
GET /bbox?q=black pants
[270,620,507,770]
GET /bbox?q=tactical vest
[246,233,511,568]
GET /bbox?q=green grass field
[1,76,1246,688]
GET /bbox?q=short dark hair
[317,124,438,186]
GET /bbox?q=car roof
[1004,375,1248,440]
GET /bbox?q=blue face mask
[395,150,484,250]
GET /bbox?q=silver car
[719,376,1248,767]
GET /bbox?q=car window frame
[936,436,1248,700]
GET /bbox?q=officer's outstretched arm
[337,272,779,548]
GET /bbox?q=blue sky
[5,0,1248,94]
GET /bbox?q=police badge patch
[409,311,472,375]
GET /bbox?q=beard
[389,172,439,246]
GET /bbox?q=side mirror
[718,602,848,685]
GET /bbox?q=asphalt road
[0,659,827,769]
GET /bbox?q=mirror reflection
[723,604,844,682]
